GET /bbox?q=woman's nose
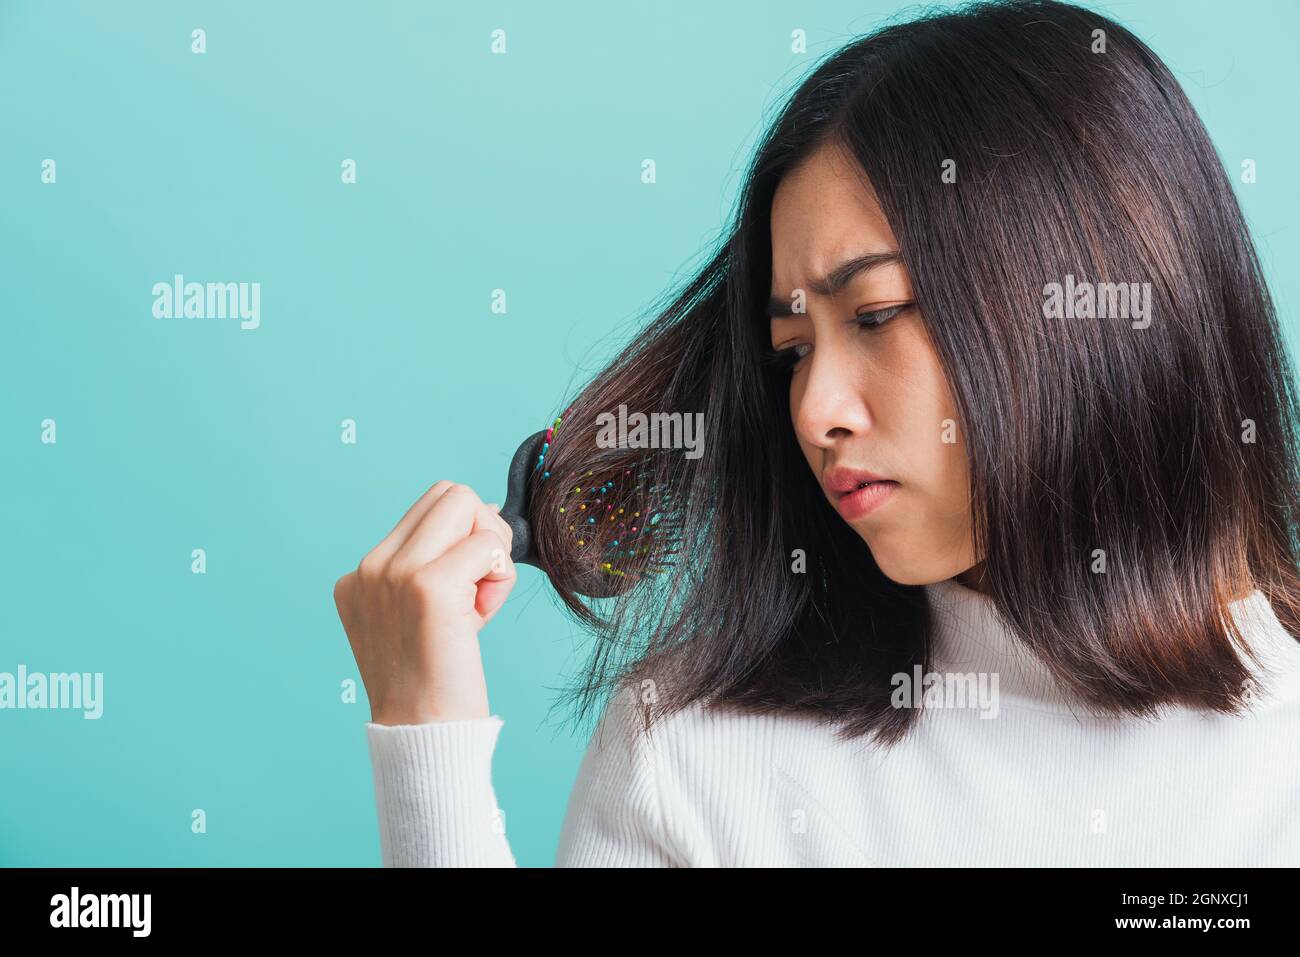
[793,347,872,448]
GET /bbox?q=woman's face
[768,141,980,587]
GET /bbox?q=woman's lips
[834,480,899,520]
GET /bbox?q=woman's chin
[866,546,975,588]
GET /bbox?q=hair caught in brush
[527,303,721,613]
[528,0,1300,748]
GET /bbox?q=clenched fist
[333,481,517,726]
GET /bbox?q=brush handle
[498,429,548,569]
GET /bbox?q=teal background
[1,0,1296,866]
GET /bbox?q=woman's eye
[857,302,911,328]
[761,342,810,371]
[761,303,912,374]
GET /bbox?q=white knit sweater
[364,577,1300,866]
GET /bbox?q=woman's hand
[333,481,517,726]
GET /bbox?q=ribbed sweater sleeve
[366,716,516,867]
[364,685,684,867]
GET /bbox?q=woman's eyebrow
[766,250,901,317]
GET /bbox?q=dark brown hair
[528,0,1300,746]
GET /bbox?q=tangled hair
[528,0,1300,747]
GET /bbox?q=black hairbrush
[497,426,672,599]
[498,429,548,570]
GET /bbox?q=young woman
[333,0,1300,866]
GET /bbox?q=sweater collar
[922,577,1300,713]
